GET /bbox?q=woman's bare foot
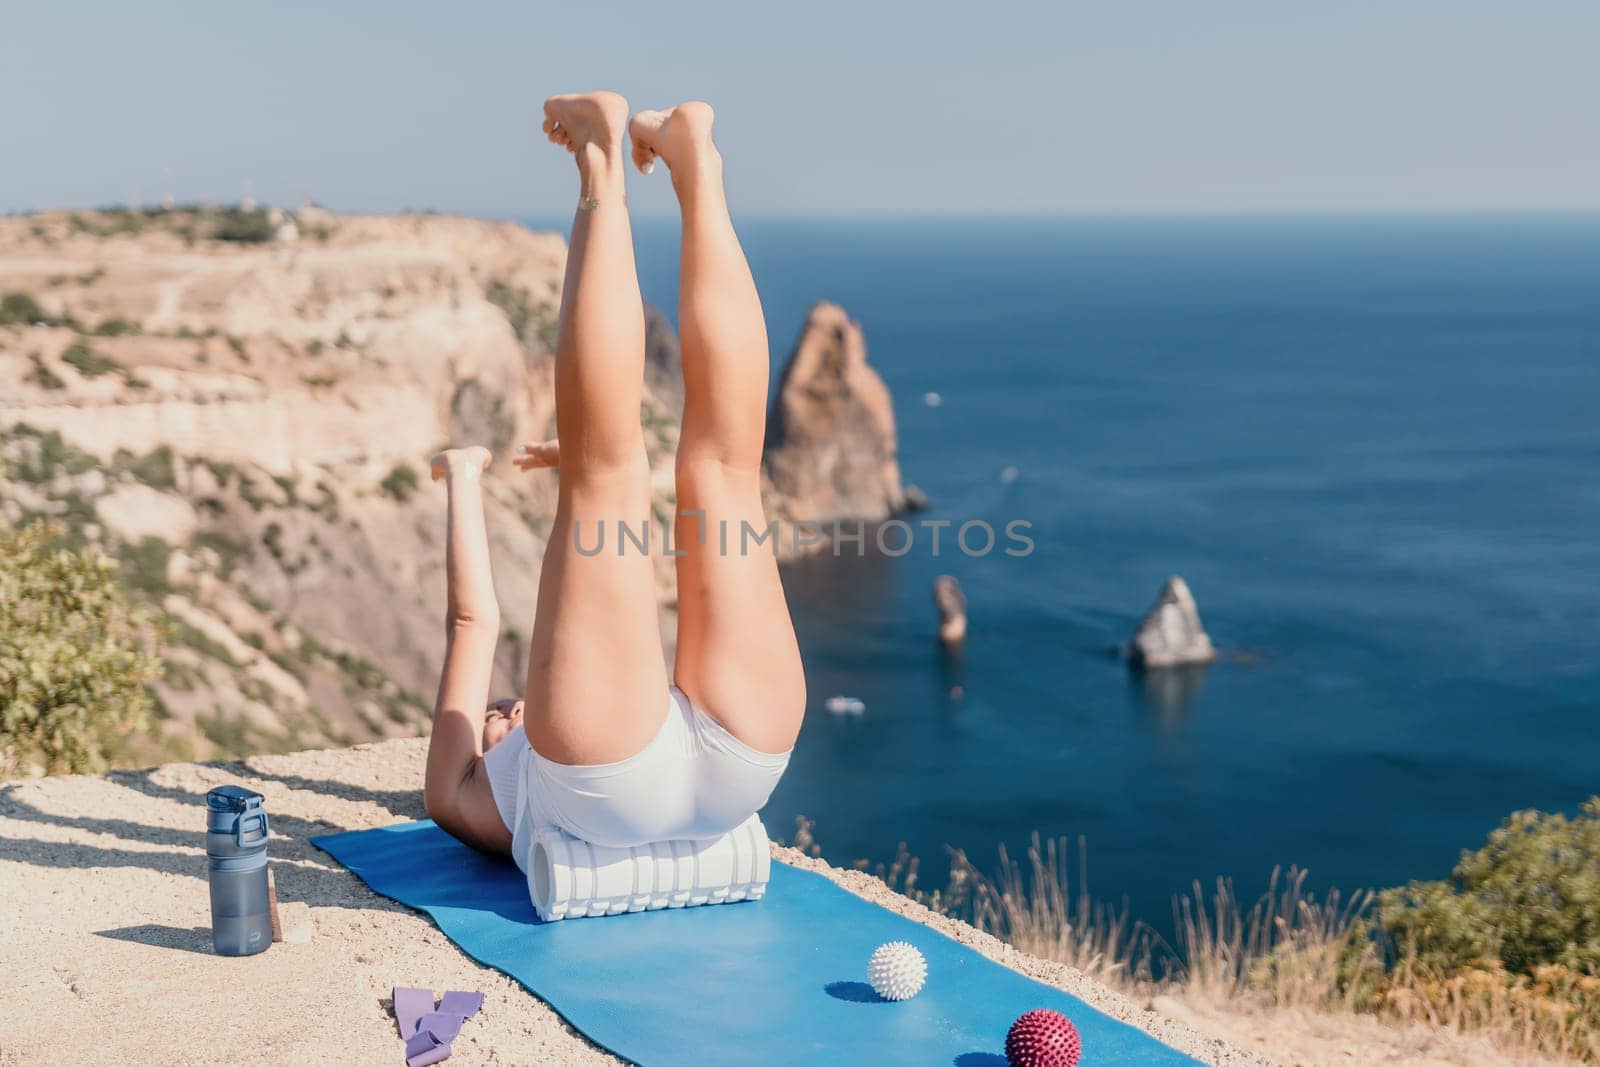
[430,445,492,482]
[628,102,719,181]
[512,439,560,471]
[542,92,629,182]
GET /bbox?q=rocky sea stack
[934,575,968,647]
[762,301,904,529]
[1126,575,1217,669]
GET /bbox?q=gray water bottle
[205,784,272,956]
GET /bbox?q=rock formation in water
[0,206,683,764]
[1126,575,1217,669]
[762,302,904,531]
[934,575,968,647]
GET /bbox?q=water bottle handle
[236,810,269,847]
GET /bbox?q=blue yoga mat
[313,820,1199,1066]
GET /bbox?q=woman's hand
[512,440,561,471]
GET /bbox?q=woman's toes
[631,140,656,175]
[542,92,628,156]
[628,109,667,166]
[628,104,717,174]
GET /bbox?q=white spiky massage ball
[867,941,928,1001]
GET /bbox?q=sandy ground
[0,740,1506,1066]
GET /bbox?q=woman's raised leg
[523,92,668,765]
[630,102,805,754]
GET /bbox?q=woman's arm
[423,447,512,854]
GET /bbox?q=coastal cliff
[0,207,683,766]
[0,208,909,767]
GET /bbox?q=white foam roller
[526,814,771,921]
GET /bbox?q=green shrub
[61,342,119,378]
[25,354,64,390]
[533,303,559,351]
[189,530,248,579]
[0,523,164,776]
[270,473,298,505]
[1374,799,1600,977]
[121,445,177,490]
[312,480,340,520]
[119,536,172,595]
[380,462,420,502]
[485,278,534,339]
[197,710,255,753]
[86,208,147,237]
[91,316,141,337]
[261,521,285,562]
[1,425,98,484]
[0,291,48,326]
[211,208,275,243]
[236,472,270,512]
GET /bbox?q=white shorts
[482,686,791,859]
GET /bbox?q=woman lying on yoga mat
[421,92,805,861]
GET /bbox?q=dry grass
[1165,866,1373,1011]
[1379,957,1600,1063]
[831,826,1595,1064]
[950,836,1159,988]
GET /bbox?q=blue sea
[549,213,1600,930]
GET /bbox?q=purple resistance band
[393,987,435,1039]
[392,987,483,1066]
[403,1028,452,1067]
[437,990,484,1018]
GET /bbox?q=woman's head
[483,698,525,751]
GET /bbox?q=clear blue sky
[4,1,1596,217]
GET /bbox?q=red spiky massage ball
[1005,1008,1082,1067]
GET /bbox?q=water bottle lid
[207,784,269,848]
[206,784,264,813]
